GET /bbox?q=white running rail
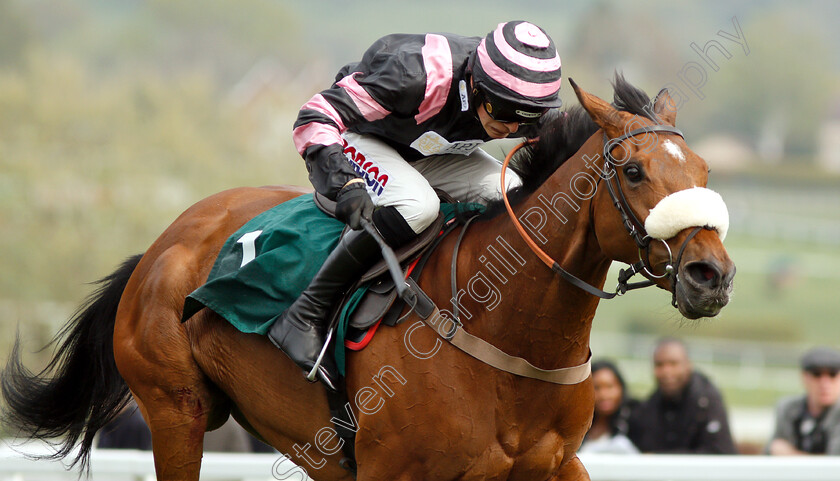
[3,448,840,481]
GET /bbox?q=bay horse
[2,76,735,480]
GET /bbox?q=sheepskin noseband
[644,187,729,241]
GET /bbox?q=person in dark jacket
[97,401,152,450]
[580,359,640,454]
[267,21,564,389]
[767,346,840,455]
[628,338,737,454]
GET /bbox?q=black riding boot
[267,228,380,390]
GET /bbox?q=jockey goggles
[480,91,549,125]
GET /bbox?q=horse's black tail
[1,253,144,472]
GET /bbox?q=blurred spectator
[628,337,736,454]
[250,435,277,453]
[580,359,639,454]
[97,400,152,450]
[767,346,840,455]
[99,401,276,453]
[204,417,279,453]
[204,417,252,452]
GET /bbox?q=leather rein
[500,124,702,305]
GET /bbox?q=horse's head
[571,78,735,319]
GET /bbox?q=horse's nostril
[686,262,720,288]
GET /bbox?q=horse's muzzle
[675,259,736,319]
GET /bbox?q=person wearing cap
[767,346,840,455]
[267,21,563,389]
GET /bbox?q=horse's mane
[479,72,657,219]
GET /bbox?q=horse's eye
[623,164,644,183]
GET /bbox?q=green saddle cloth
[182,193,344,334]
[183,193,482,370]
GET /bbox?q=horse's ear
[653,87,678,126]
[569,78,624,139]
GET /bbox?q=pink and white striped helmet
[471,21,563,110]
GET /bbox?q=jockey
[268,20,563,389]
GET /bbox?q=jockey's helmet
[470,21,563,124]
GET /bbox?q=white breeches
[341,132,522,234]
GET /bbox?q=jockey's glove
[335,181,374,230]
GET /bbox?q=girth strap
[324,385,358,475]
[415,305,592,385]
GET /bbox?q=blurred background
[1,0,839,448]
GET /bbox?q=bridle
[501,123,705,305]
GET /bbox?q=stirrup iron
[307,326,335,383]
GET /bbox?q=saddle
[313,192,453,333]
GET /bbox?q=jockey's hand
[335,180,374,230]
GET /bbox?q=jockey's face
[477,102,520,139]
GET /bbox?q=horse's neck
[463,135,610,370]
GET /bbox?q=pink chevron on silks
[292,121,342,155]
[337,73,391,122]
[415,34,454,124]
[299,94,347,131]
